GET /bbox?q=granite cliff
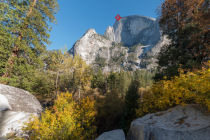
[70,15,170,71]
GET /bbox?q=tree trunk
[27,0,37,17]
[78,87,81,99]
[55,71,59,98]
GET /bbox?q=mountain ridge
[70,15,170,71]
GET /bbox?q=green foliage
[91,70,154,97]
[37,52,92,98]
[127,53,137,62]
[23,92,96,140]
[121,80,140,132]
[95,56,107,68]
[128,44,142,53]
[134,70,155,87]
[91,70,155,133]
[91,70,107,93]
[96,90,124,134]
[0,25,13,76]
[0,0,58,91]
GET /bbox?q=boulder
[127,105,210,140]
[0,84,42,137]
[96,129,125,140]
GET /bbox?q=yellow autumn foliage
[23,92,96,140]
[137,64,210,117]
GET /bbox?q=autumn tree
[31,50,69,97]
[33,51,93,98]
[137,61,210,117]
[69,55,93,98]
[157,0,210,79]
[23,92,96,140]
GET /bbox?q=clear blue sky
[48,0,163,50]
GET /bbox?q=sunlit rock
[127,105,210,140]
[0,84,42,137]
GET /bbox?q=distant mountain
[70,15,170,71]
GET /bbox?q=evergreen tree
[121,79,140,132]
[156,0,210,79]
[0,0,58,90]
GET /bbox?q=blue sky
[48,0,163,50]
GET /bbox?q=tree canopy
[157,0,210,79]
[0,0,58,90]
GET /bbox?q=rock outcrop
[104,26,115,41]
[96,129,125,140]
[70,29,113,65]
[70,15,169,71]
[0,84,42,137]
[112,15,160,47]
[127,105,210,140]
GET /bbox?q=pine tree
[121,79,140,132]
[0,0,58,90]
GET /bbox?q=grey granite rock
[104,26,115,41]
[127,105,210,140]
[96,129,125,140]
[113,15,160,47]
[0,84,42,136]
[70,15,170,71]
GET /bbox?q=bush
[23,92,96,140]
[137,63,210,117]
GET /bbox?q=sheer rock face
[127,105,210,140]
[0,84,42,136]
[96,129,125,140]
[70,15,170,70]
[112,15,160,47]
[104,26,115,41]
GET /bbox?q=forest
[0,0,209,139]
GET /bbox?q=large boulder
[127,105,210,140]
[96,129,125,140]
[0,84,42,137]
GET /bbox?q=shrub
[137,63,210,117]
[23,92,96,140]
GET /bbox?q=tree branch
[27,0,37,17]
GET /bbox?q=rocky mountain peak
[104,26,115,41]
[84,29,97,37]
[70,15,169,71]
